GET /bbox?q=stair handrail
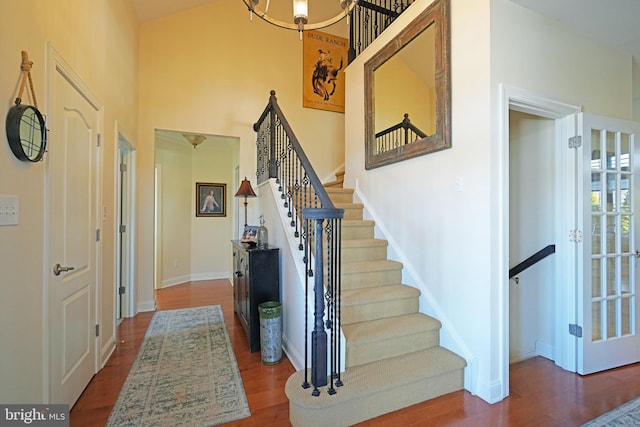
[348,0,415,62]
[509,244,556,279]
[374,113,428,154]
[253,90,345,396]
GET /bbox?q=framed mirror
[364,0,451,170]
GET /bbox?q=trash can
[258,301,282,365]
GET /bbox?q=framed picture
[241,225,258,243]
[196,182,226,217]
[302,30,348,113]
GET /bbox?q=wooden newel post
[311,218,328,393]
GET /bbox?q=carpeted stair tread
[342,284,419,306]
[325,187,353,203]
[341,259,403,275]
[342,219,375,228]
[342,313,441,345]
[341,220,375,239]
[343,313,442,367]
[285,347,466,415]
[341,238,387,248]
[333,202,364,220]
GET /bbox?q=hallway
[70,280,640,426]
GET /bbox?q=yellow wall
[0,1,138,403]
[155,135,238,288]
[136,0,347,308]
[0,0,346,403]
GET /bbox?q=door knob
[53,263,75,276]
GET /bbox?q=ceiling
[510,0,640,60]
[131,0,640,60]
[131,0,215,22]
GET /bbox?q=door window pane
[590,128,635,342]
[592,301,602,341]
[607,299,618,339]
[622,296,631,336]
[592,258,603,298]
[621,133,630,172]
[606,257,618,297]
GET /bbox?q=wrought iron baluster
[335,218,343,387]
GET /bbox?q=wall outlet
[0,195,19,226]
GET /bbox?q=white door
[577,113,640,374]
[48,53,102,405]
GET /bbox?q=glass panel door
[579,113,640,374]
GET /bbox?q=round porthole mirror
[6,103,47,162]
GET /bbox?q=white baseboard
[100,338,116,369]
[283,333,304,372]
[160,272,229,288]
[137,300,156,312]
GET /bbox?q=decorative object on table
[6,51,47,162]
[234,177,256,226]
[241,225,258,244]
[257,215,269,249]
[195,182,226,217]
[106,305,250,426]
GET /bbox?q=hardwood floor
[70,279,640,426]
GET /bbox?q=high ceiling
[131,0,215,22]
[510,0,640,60]
[131,0,640,60]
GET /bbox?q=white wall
[345,0,633,403]
[508,111,555,363]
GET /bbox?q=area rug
[106,305,251,426]
[582,397,640,426]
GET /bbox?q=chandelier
[242,0,358,35]
[182,133,207,149]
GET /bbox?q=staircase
[285,185,466,426]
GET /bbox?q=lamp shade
[235,178,257,198]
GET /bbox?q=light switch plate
[0,195,19,226]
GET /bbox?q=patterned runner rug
[107,305,250,426]
[582,396,640,426]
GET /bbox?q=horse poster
[302,30,347,113]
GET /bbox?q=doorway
[116,131,136,320]
[508,111,557,364]
[46,45,103,405]
[153,130,240,289]
[499,85,581,399]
